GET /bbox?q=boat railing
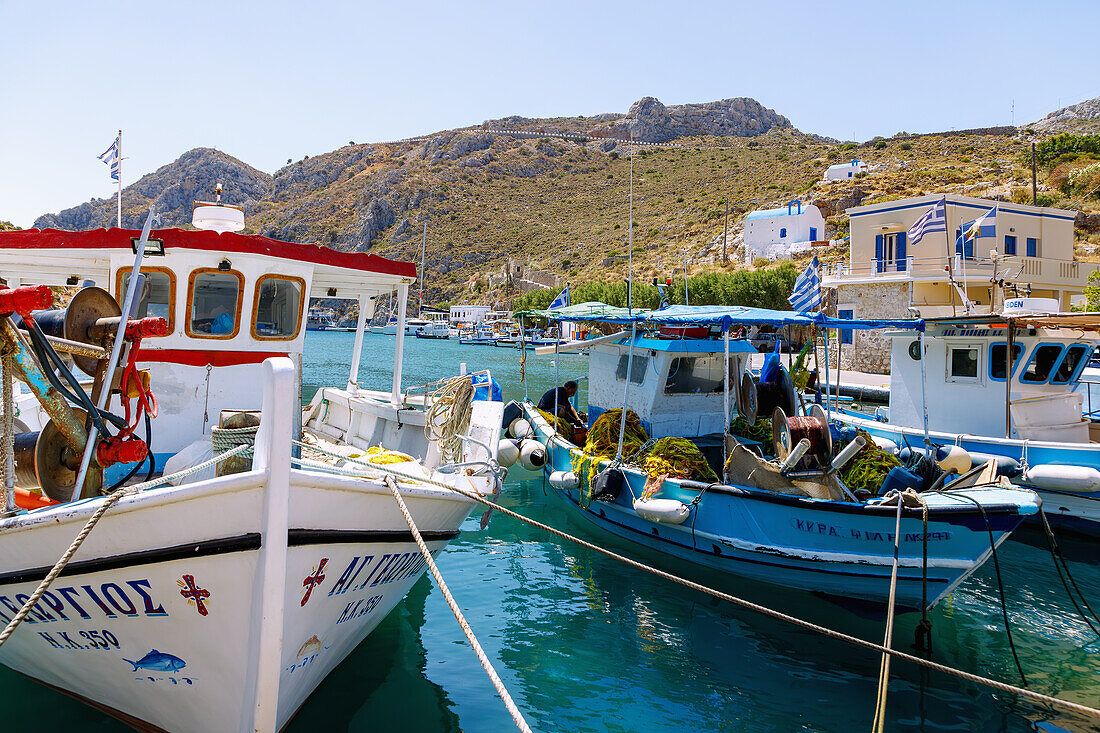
[404,369,491,406]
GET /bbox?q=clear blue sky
[2,0,1097,227]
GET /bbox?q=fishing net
[537,407,573,439]
[791,340,815,392]
[642,437,718,498]
[839,429,901,496]
[730,416,774,455]
[570,409,648,505]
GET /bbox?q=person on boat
[538,381,586,427]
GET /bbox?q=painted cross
[177,575,211,616]
[301,558,328,607]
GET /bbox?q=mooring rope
[292,437,1100,721]
[383,475,532,733]
[0,443,250,650]
[424,375,475,464]
[871,493,906,733]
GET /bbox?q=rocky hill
[34,148,272,230]
[1031,97,1100,134]
[30,95,1100,306]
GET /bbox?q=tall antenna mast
[418,222,426,318]
[628,127,634,314]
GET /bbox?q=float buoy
[508,417,531,439]
[1023,464,1100,493]
[934,444,971,475]
[633,498,691,524]
[517,439,546,470]
[548,470,579,489]
[496,439,520,468]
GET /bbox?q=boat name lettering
[0,580,168,625]
[942,329,1002,337]
[327,552,428,597]
[36,628,121,652]
[336,594,383,625]
[792,519,950,542]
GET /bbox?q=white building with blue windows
[743,200,826,260]
[824,159,867,181]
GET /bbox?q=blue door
[895,231,907,271]
[838,309,853,345]
[1026,237,1038,257]
[1005,235,1016,255]
[875,234,883,273]
[810,227,818,241]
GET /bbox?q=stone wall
[823,282,911,374]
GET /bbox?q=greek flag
[98,134,121,181]
[549,285,569,310]
[965,205,997,241]
[788,256,821,312]
[906,197,947,247]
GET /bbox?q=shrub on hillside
[1033,133,1100,168]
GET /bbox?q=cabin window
[1020,343,1064,384]
[665,356,735,394]
[615,354,648,384]
[946,344,980,382]
[988,343,1023,381]
[1051,344,1091,385]
[252,276,304,339]
[116,267,174,334]
[187,269,244,339]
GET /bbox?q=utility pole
[722,197,729,264]
[683,248,689,306]
[628,127,634,314]
[1031,142,1038,206]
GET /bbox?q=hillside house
[450,304,491,325]
[820,193,1096,373]
[743,200,826,260]
[824,159,867,181]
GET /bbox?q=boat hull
[0,468,478,732]
[522,403,1037,611]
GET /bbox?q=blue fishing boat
[830,298,1100,536]
[510,305,1040,611]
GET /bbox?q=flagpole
[945,197,957,316]
[116,130,123,228]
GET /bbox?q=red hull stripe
[0,227,416,278]
[135,349,288,367]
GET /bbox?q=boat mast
[628,127,634,314]
[418,223,426,319]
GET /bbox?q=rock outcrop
[605,96,792,143]
[1032,97,1100,134]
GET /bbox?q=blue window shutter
[875,234,883,273]
[810,227,817,241]
[895,232,906,271]
[1005,235,1016,255]
[1026,237,1037,257]
[839,309,853,344]
[780,228,786,238]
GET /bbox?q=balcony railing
[822,254,1098,288]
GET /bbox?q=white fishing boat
[0,204,505,731]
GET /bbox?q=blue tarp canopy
[641,305,924,332]
[515,301,644,323]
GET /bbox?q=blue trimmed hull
[522,404,1037,612]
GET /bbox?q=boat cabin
[587,328,757,439]
[0,226,417,463]
[886,301,1097,442]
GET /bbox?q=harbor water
[3,331,1098,732]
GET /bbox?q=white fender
[1023,464,1100,494]
[496,439,520,468]
[508,417,531,439]
[632,498,691,525]
[870,436,898,453]
[934,444,971,475]
[517,439,547,471]
[548,470,579,489]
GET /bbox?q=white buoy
[934,444,971,474]
[870,436,898,453]
[497,439,520,468]
[517,440,546,470]
[633,498,691,524]
[508,417,531,439]
[1023,464,1100,493]
[548,470,579,489]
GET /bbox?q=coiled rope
[383,475,532,733]
[291,438,1100,722]
[0,443,250,650]
[424,375,475,464]
[212,425,259,460]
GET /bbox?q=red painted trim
[0,228,417,279]
[135,348,289,367]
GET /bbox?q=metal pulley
[12,409,89,502]
[29,286,121,375]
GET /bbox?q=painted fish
[296,635,324,659]
[123,649,186,672]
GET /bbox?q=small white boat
[0,205,505,731]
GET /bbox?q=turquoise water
[2,331,1099,731]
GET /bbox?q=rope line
[423,375,475,464]
[0,443,250,650]
[871,493,906,733]
[383,475,532,733]
[290,437,1100,721]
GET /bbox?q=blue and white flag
[788,256,821,312]
[98,134,121,181]
[906,197,947,247]
[549,285,569,310]
[965,205,997,241]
